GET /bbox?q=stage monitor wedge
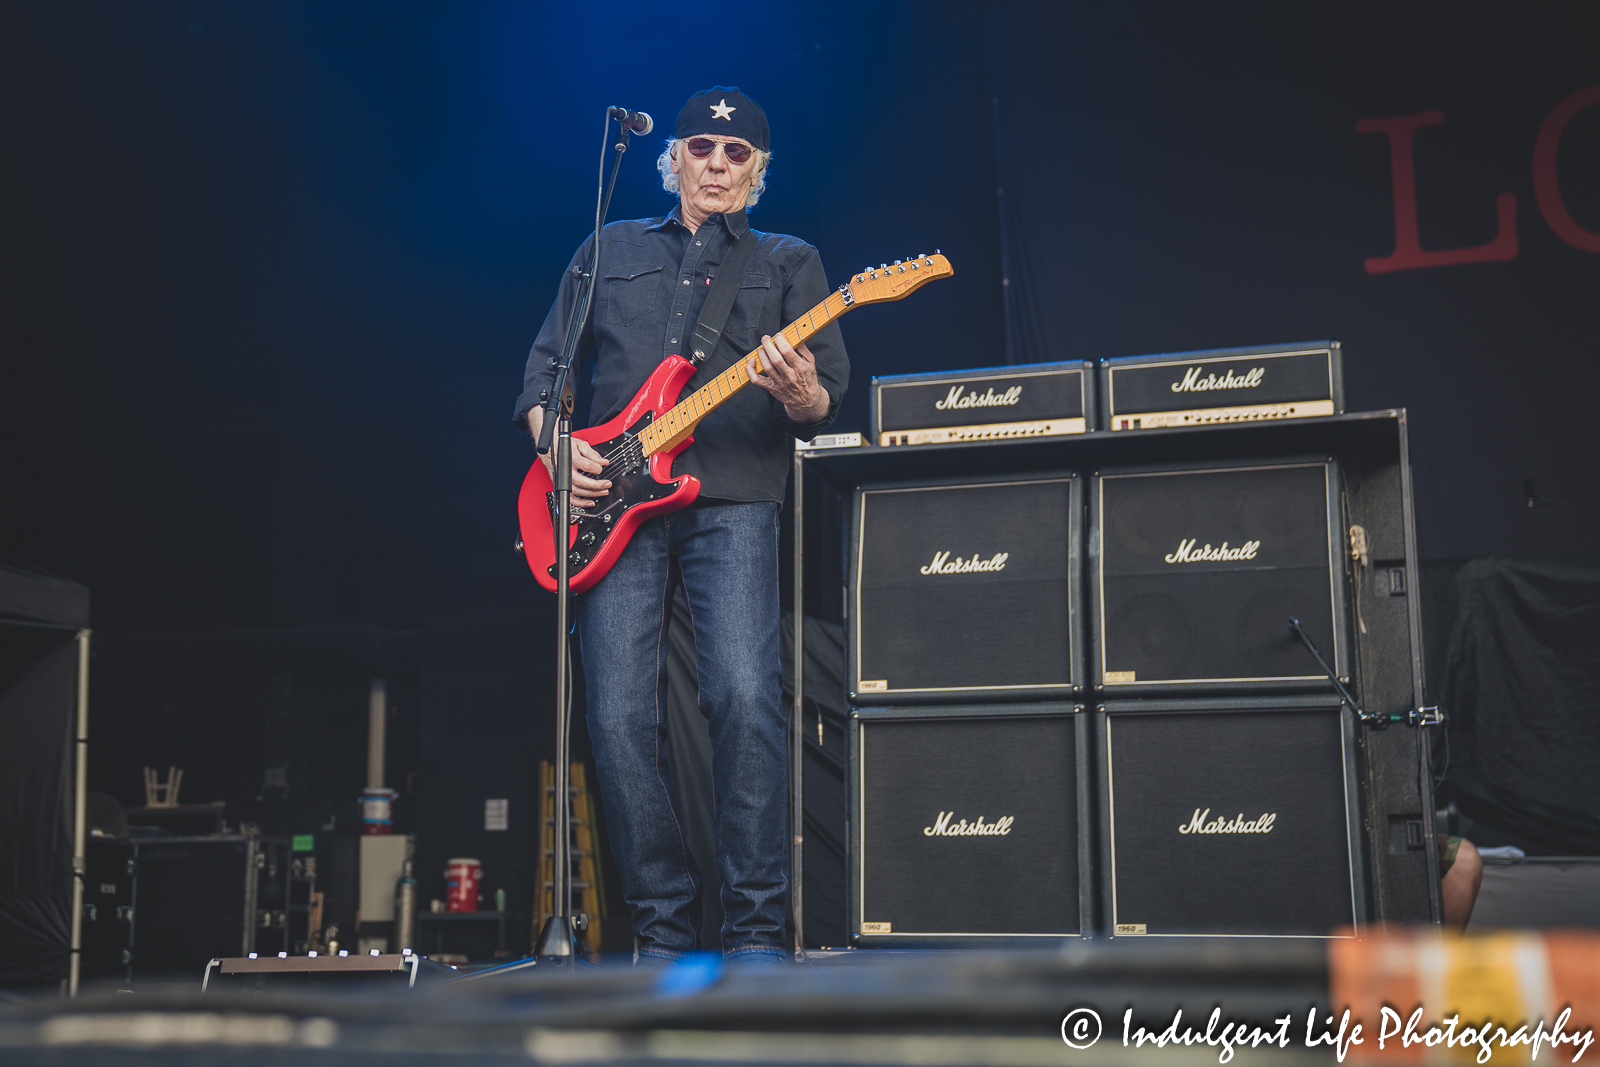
[1090,458,1349,695]
[1102,341,1344,431]
[850,471,1082,704]
[850,704,1091,945]
[1099,696,1364,939]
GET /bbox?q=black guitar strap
[686,229,759,365]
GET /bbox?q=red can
[445,857,481,913]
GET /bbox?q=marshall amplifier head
[1098,696,1364,938]
[1090,459,1349,694]
[870,360,1095,446]
[850,472,1082,704]
[849,704,1090,944]
[1100,341,1343,431]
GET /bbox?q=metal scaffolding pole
[67,628,90,997]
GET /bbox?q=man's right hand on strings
[528,407,611,507]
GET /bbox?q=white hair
[656,138,772,209]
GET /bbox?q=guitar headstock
[843,252,954,306]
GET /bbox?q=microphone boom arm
[1287,616,1444,729]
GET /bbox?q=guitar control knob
[578,531,596,547]
[514,539,525,555]
[568,550,585,568]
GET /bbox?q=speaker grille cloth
[860,715,1079,935]
[1098,464,1334,684]
[1107,708,1353,936]
[858,479,1074,692]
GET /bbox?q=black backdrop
[1,2,1596,920]
[990,3,1600,561]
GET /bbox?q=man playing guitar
[513,86,849,966]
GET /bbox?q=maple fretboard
[637,289,854,457]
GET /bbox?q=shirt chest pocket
[722,272,771,342]
[602,263,665,328]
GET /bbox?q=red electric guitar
[518,252,954,593]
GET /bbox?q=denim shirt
[513,208,849,504]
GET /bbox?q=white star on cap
[709,98,736,121]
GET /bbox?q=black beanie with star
[673,86,770,151]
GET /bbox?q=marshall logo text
[924,812,1015,837]
[1170,366,1266,393]
[1178,808,1277,835]
[921,551,1010,575]
[1164,539,1260,564]
[935,385,1023,411]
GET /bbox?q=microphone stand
[532,111,635,971]
[1287,617,1444,729]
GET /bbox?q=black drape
[1424,556,1600,854]
[0,562,88,986]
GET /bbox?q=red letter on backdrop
[1358,110,1518,274]
[1533,85,1600,254]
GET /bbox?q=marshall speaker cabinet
[849,472,1082,704]
[870,361,1095,446]
[1090,459,1349,695]
[1098,696,1364,938]
[849,704,1091,944]
[1101,341,1344,431]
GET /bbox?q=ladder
[534,761,606,961]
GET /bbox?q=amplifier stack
[797,339,1438,950]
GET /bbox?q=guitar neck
[639,289,853,457]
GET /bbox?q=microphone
[608,107,654,135]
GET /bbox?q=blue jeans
[577,501,787,960]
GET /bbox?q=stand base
[533,915,576,969]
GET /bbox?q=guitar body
[518,355,701,593]
[516,251,955,595]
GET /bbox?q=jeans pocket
[604,264,665,327]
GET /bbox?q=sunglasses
[684,137,755,164]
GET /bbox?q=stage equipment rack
[82,830,294,983]
[790,409,1439,956]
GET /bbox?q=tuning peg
[916,252,926,259]
[892,259,901,265]
[880,263,888,269]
